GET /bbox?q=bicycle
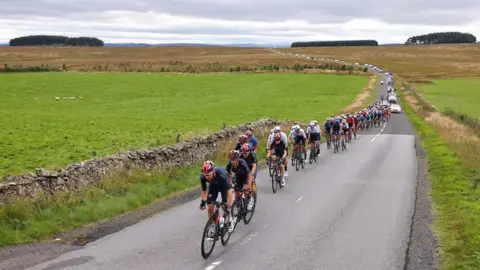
[294,142,305,171]
[269,156,284,193]
[266,157,274,177]
[200,201,234,259]
[341,133,347,151]
[232,188,256,226]
[309,140,320,164]
[325,133,331,150]
[333,134,340,153]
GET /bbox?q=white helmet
[313,120,318,125]
[270,128,275,134]
[342,119,346,123]
[274,126,281,132]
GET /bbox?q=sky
[1,0,480,45]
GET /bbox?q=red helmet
[244,130,252,137]
[229,150,241,160]
[240,143,252,153]
[201,160,215,174]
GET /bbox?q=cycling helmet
[202,160,215,174]
[244,130,252,137]
[294,126,300,131]
[239,135,247,143]
[342,119,346,123]
[229,150,241,160]
[326,117,330,120]
[274,126,281,132]
[313,120,318,124]
[346,113,350,117]
[240,143,252,153]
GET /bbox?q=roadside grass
[0,72,368,177]
[0,121,285,247]
[399,87,480,270]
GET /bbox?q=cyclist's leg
[207,185,219,219]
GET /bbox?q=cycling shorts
[332,129,340,136]
[207,183,231,204]
[294,136,306,145]
[234,174,248,191]
[273,149,286,159]
[309,133,320,143]
[342,128,349,133]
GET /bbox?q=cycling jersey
[341,122,350,131]
[293,129,307,145]
[270,139,287,158]
[267,132,288,147]
[234,142,244,151]
[241,152,258,178]
[346,117,355,128]
[226,158,251,191]
[324,121,331,133]
[200,168,231,204]
[248,136,258,151]
[332,120,340,135]
[307,125,320,142]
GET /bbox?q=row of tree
[405,32,476,45]
[9,35,104,46]
[291,40,379,47]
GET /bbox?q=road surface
[23,73,417,270]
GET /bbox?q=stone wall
[0,118,283,204]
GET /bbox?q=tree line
[291,40,379,47]
[405,32,476,45]
[9,35,104,47]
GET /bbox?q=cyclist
[346,113,355,141]
[332,117,341,145]
[292,125,307,160]
[234,135,248,151]
[200,160,235,233]
[244,130,258,152]
[226,150,254,210]
[240,144,257,194]
[323,117,332,146]
[267,126,289,171]
[306,122,320,157]
[267,133,288,187]
[340,118,350,147]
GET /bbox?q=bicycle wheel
[271,165,277,193]
[309,148,313,164]
[243,193,255,224]
[220,213,232,246]
[201,217,217,259]
[295,155,300,171]
[301,153,305,169]
[268,160,274,177]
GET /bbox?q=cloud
[1,0,479,44]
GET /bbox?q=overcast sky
[1,0,480,44]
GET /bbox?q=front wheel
[220,215,232,246]
[201,218,217,259]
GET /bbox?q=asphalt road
[24,73,418,270]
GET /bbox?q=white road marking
[370,122,387,142]
[264,224,270,228]
[205,261,222,270]
[294,196,304,203]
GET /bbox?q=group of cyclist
[199,100,391,235]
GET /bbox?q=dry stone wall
[0,118,282,204]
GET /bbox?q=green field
[0,72,368,177]
[419,78,480,118]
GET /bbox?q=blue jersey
[332,120,340,131]
[249,136,258,149]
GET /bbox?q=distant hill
[0,42,291,48]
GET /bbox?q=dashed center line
[294,196,303,203]
[205,261,222,270]
[370,122,387,142]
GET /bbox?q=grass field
[0,46,315,72]
[279,44,480,86]
[418,78,480,119]
[0,72,368,177]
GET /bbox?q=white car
[390,104,402,113]
[390,95,398,101]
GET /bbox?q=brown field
[279,44,480,86]
[0,46,315,72]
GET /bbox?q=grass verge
[399,89,480,270]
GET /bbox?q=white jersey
[341,122,349,129]
[307,125,320,134]
[267,132,288,146]
[292,129,307,139]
